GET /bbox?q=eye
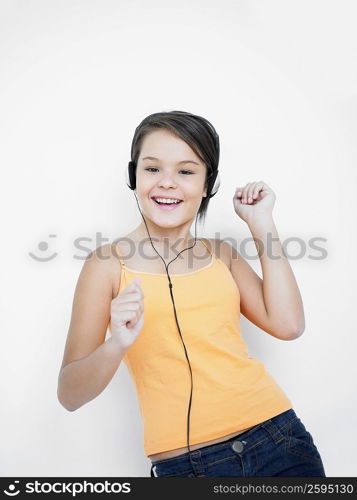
[144,167,193,175]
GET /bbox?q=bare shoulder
[87,243,122,300]
[58,243,122,372]
[205,238,234,270]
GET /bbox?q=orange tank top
[111,238,293,456]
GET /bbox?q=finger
[112,301,140,321]
[122,279,143,297]
[241,183,252,204]
[127,306,142,327]
[247,182,258,203]
[127,277,140,292]
[133,277,142,289]
[120,310,137,326]
[131,314,144,333]
[136,283,144,298]
[252,181,265,199]
[120,303,141,312]
[123,279,140,294]
[118,292,141,303]
[133,277,144,297]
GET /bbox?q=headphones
[125,137,220,477]
[126,160,220,199]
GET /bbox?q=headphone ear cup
[127,160,219,197]
[125,166,131,189]
[127,161,136,190]
[207,170,220,198]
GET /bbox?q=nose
[158,172,178,189]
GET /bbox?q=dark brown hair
[129,110,220,224]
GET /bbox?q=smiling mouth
[151,198,183,210]
[152,198,183,204]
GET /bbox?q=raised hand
[233,180,276,225]
[109,277,144,351]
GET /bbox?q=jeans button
[232,440,245,453]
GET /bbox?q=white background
[0,0,356,477]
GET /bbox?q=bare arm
[228,213,306,341]
[222,215,305,342]
[57,336,127,411]
[247,216,305,339]
[57,244,125,411]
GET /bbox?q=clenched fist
[109,277,144,351]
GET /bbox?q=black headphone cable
[133,192,199,477]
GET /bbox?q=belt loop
[188,450,205,475]
[261,419,286,444]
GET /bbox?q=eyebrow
[141,156,200,166]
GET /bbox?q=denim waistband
[150,408,297,468]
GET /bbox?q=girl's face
[135,129,207,228]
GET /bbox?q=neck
[133,220,198,250]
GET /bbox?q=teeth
[154,198,181,204]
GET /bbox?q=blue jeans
[150,409,326,477]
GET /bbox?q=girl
[57,111,326,477]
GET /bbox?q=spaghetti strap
[200,238,214,256]
[112,243,126,268]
